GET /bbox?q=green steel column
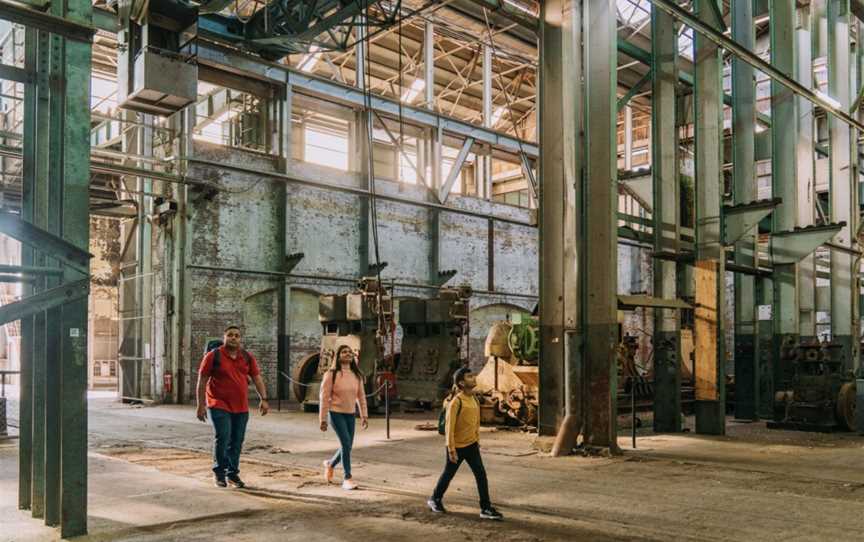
[651,8,681,432]
[828,1,859,373]
[30,28,51,520]
[538,0,582,439]
[693,0,726,435]
[43,13,70,523]
[795,3,816,341]
[18,26,37,512]
[582,0,618,448]
[797,7,817,341]
[59,0,92,534]
[732,0,759,421]
[771,0,801,397]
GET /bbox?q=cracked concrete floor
[2,398,864,541]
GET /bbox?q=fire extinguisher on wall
[163,371,173,396]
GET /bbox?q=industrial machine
[116,0,199,115]
[476,313,539,427]
[292,277,393,412]
[395,286,472,406]
[769,341,858,432]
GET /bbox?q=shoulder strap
[212,349,221,370]
[241,349,251,366]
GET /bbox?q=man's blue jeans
[209,408,249,477]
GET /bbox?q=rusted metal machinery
[769,340,858,432]
[476,313,540,427]
[292,277,393,412]
[395,286,472,406]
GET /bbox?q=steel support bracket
[0,279,89,326]
[722,197,780,245]
[431,269,457,287]
[771,222,846,265]
[0,212,92,274]
[439,137,475,204]
[617,295,692,311]
[285,252,305,274]
[620,173,653,212]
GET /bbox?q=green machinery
[292,277,393,412]
[395,286,472,406]
[507,313,539,364]
[769,341,857,432]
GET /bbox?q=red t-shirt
[198,346,261,413]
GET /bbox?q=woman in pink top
[319,345,368,490]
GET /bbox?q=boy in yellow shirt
[427,368,503,520]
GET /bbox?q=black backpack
[204,340,251,370]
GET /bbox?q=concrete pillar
[540,0,617,452]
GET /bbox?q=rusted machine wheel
[293,352,320,403]
[837,382,857,431]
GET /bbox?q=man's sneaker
[480,507,503,520]
[427,498,446,513]
[227,475,246,489]
[323,460,334,484]
[214,475,227,488]
[342,478,358,490]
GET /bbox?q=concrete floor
[2,398,863,541]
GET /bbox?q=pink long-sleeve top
[319,368,368,423]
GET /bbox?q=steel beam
[0,212,90,273]
[196,42,539,158]
[828,1,859,374]
[693,0,726,436]
[17,27,37,514]
[439,137,474,203]
[797,7,817,340]
[0,280,89,326]
[0,264,63,276]
[771,0,801,397]
[57,0,91,534]
[0,0,93,42]
[651,7,681,433]
[729,0,762,416]
[647,0,864,134]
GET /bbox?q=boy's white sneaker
[342,479,358,490]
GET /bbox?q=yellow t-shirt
[445,392,480,450]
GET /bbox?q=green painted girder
[0,279,88,326]
[617,295,692,311]
[0,264,62,276]
[617,69,652,112]
[0,274,36,283]
[0,212,91,274]
[722,197,781,245]
[771,223,846,265]
[0,0,93,42]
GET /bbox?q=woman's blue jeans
[327,412,356,479]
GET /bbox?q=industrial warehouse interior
[1,0,864,540]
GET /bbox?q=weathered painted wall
[177,144,539,401]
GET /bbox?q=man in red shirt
[196,325,270,488]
